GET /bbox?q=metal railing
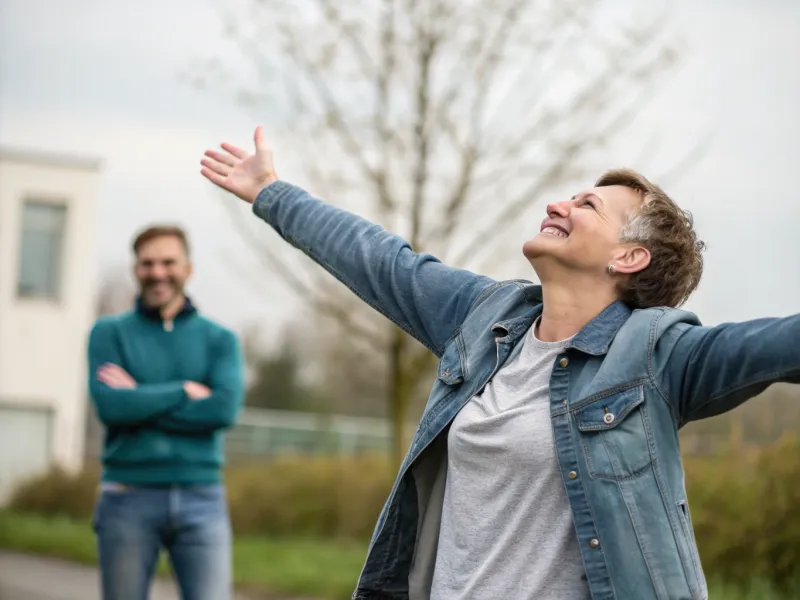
[85,407,397,461]
[225,408,394,458]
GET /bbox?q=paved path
[0,551,272,600]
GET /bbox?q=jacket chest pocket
[573,385,653,481]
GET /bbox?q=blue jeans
[92,484,232,600]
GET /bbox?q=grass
[0,510,366,599]
[707,579,795,600]
[0,510,793,600]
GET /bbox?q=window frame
[15,196,70,302]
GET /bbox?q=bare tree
[187,0,681,467]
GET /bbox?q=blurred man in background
[86,225,244,600]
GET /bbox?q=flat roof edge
[0,146,104,172]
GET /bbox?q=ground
[0,551,273,600]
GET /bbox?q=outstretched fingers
[200,166,228,188]
[205,148,238,167]
[200,155,231,176]
[220,142,248,159]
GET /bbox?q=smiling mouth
[147,282,173,293]
[541,226,568,238]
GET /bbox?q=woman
[200,127,800,600]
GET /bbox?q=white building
[0,147,101,503]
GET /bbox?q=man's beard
[140,278,183,308]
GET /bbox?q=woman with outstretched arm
[199,126,799,600]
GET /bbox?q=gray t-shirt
[430,323,590,600]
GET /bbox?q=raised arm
[252,182,495,354]
[154,328,245,433]
[87,319,188,427]
[200,126,495,355]
[654,312,800,426]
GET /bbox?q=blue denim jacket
[253,181,800,600]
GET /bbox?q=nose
[148,265,169,280]
[546,200,571,218]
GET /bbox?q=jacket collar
[491,283,631,356]
[569,300,632,356]
[135,295,197,321]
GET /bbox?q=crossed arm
[87,322,245,433]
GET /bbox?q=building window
[17,199,68,300]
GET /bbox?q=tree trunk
[388,326,410,470]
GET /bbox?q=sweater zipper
[163,319,174,332]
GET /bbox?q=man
[87,225,244,600]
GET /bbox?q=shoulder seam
[647,310,680,425]
[435,279,529,356]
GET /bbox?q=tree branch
[425,0,537,247]
[315,0,377,82]
[373,0,400,214]
[277,24,381,187]
[450,45,677,267]
[222,200,385,350]
[408,15,437,248]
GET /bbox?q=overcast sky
[1,0,798,337]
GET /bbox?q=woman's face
[523,184,648,277]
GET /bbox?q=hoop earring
[607,264,616,275]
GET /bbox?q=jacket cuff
[252,180,295,221]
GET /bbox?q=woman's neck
[537,277,619,343]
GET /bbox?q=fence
[85,406,398,461]
[225,408,396,459]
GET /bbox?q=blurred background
[0,0,798,598]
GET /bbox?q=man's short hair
[595,169,705,309]
[132,225,191,256]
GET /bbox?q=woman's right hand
[200,126,278,204]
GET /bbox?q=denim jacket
[253,181,800,600]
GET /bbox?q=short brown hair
[595,169,705,309]
[132,225,190,256]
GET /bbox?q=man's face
[133,235,192,309]
[523,184,644,273]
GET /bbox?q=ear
[610,245,650,275]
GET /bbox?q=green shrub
[8,437,800,593]
[225,454,393,539]
[9,454,393,540]
[9,464,100,520]
[684,434,800,595]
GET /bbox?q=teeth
[542,226,567,238]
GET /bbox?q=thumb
[254,125,267,153]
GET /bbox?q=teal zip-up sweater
[87,298,244,485]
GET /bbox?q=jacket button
[589,538,600,549]
[444,369,450,377]
[568,471,578,479]
[603,413,615,424]
[559,357,569,368]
